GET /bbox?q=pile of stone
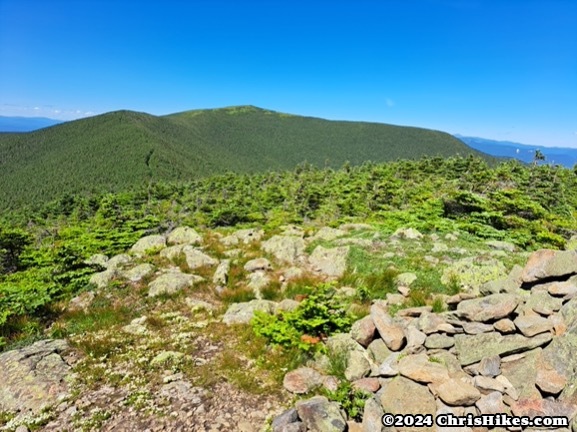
[275,249,577,432]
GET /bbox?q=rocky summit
[1,223,577,432]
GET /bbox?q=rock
[183,246,218,269]
[310,227,347,242]
[283,267,304,281]
[379,376,436,431]
[405,325,427,354]
[84,253,108,267]
[473,375,507,394]
[514,315,553,337]
[0,339,71,415]
[367,339,392,365]
[475,391,507,415]
[442,257,507,294]
[352,378,380,393]
[340,223,373,232]
[275,299,300,313]
[212,259,230,285]
[283,367,325,394]
[457,293,520,322]
[546,278,577,299]
[272,408,299,432]
[105,253,132,270]
[462,321,493,334]
[351,316,376,348]
[510,398,577,420]
[396,272,417,287]
[500,349,542,400]
[391,228,423,240]
[377,353,400,377]
[185,298,215,312]
[493,318,516,333]
[437,378,481,406]
[68,290,95,311]
[89,268,117,289]
[418,312,453,335]
[398,353,450,384]
[453,331,552,366]
[166,226,202,245]
[370,304,406,351]
[521,249,577,283]
[361,397,386,432]
[121,263,154,282]
[526,289,563,315]
[540,334,577,402]
[148,271,198,297]
[159,244,186,260]
[345,350,371,381]
[221,228,264,246]
[425,333,455,349]
[244,258,272,272]
[247,271,271,295]
[431,242,449,252]
[486,240,516,252]
[308,245,349,278]
[478,355,501,377]
[222,299,276,324]
[296,396,347,432]
[262,235,306,265]
[130,234,166,256]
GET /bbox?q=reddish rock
[352,377,381,393]
[521,250,577,283]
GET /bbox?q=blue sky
[1,0,576,147]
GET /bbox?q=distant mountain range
[0,106,485,211]
[455,135,577,168]
[0,116,63,132]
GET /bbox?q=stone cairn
[275,249,577,432]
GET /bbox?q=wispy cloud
[0,104,96,119]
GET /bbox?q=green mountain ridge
[0,105,489,211]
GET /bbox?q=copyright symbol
[382,414,394,426]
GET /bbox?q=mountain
[455,135,577,168]
[0,105,490,211]
[0,116,63,132]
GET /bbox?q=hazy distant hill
[0,116,63,132]
[0,105,488,211]
[455,135,577,168]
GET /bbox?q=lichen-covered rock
[442,257,507,294]
[370,304,406,351]
[212,259,230,285]
[262,235,306,265]
[222,299,276,324]
[121,263,154,282]
[183,246,217,269]
[309,227,347,242]
[244,258,272,272]
[0,339,71,416]
[130,234,166,256]
[283,368,325,394]
[521,250,577,283]
[147,271,199,297]
[296,396,347,432]
[166,226,202,245]
[437,378,481,406]
[89,268,117,289]
[308,245,349,278]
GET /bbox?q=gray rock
[379,376,436,431]
[367,339,392,365]
[296,396,347,432]
[121,263,154,282]
[425,333,455,349]
[351,316,376,348]
[244,258,272,272]
[310,227,347,242]
[370,304,406,351]
[521,249,577,283]
[0,339,71,415]
[275,299,300,313]
[345,350,371,381]
[546,278,577,300]
[526,289,563,315]
[500,348,542,400]
[473,375,507,394]
[212,259,230,285]
[391,228,423,240]
[405,325,427,354]
[272,408,299,432]
[159,244,186,261]
[166,226,202,245]
[84,253,108,267]
[222,299,276,325]
[462,321,494,334]
[247,271,271,295]
[361,397,386,432]
[89,268,117,289]
[486,240,516,252]
[442,257,507,294]
[478,355,501,377]
[454,331,552,366]
[437,378,481,406]
[262,235,306,265]
[308,245,350,278]
[105,253,132,270]
[475,391,506,415]
[514,315,553,337]
[68,290,96,311]
[130,234,166,256]
[540,334,577,402]
[378,353,400,377]
[148,271,198,297]
[184,246,218,269]
[493,318,516,333]
[396,272,417,287]
[283,367,325,394]
[457,293,520,322]
[398,353,450,384]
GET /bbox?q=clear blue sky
[1,0,576,147]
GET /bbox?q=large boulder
[147,271,199,297]
[0,339,71,416]
[222,299,277,324]
[308,246,349,278]
[521,250,577,283]
[296,396,347,432]
[130,234,166,256]
[166,226,202,245]
[457,293,520,322]
[262,235,306,265]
